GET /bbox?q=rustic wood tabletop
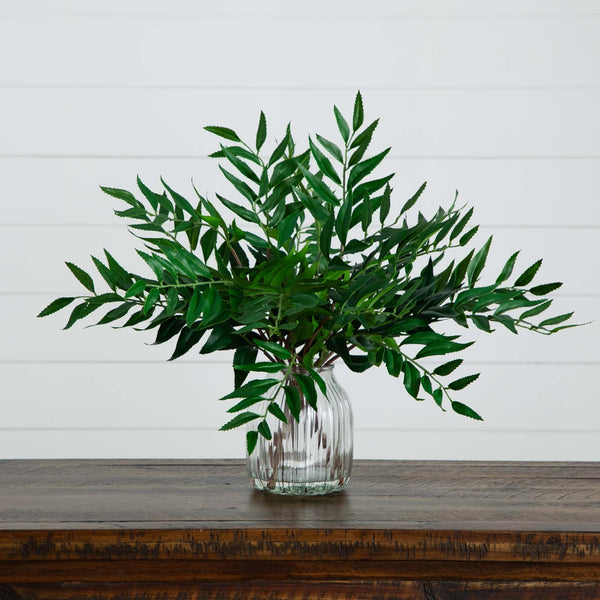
[1,459,599,599]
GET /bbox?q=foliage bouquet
[39,93,576,492]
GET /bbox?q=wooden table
[0,460,599,599]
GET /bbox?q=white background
[0,0,598,460]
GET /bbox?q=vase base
[250,476,350,496]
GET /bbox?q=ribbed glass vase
[246,365,353,496]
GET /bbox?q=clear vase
[246,365,353,496]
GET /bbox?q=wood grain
[1,460,600,598]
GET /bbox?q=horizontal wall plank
[1,226,597,294]
[0,425,598,461]
[1,17,599,87]
[2,0,599,18]
[2,157,599,227]
[0,363,597,435]
[16,295,599,363]
[1,89,599,157]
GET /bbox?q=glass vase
[246,365,353,496]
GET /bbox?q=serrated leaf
[65,262,95,294]
[219,166,257,203]
[496,251,520,284]
[451,400,483,420]
[217,193,260,224]
[100,186,140,206]
[234,362,285,373]
[448,373,480,391]
[185,288,203,327]
[520,299,552,320]
[459,225,479,246]
[258,420,272,440]
[315,134,343,163]
[219,411,260,431]
[400,181,426,214]
[514,259,542,287]
[205,125,241,142]
[529,282,562,296]
[96,302,134,325]
[254,339,292,361]
[433,359,463,376]
[450,207,473,241]
[220,145,260,184]
[246,430,259,455]
[466,236,492,287]
[124,280,146,298]
[256,111,267,151]
[37,297,76,318]
[352,90,364,130]
[268,402,288,423]
[220,378,279,400]
[333,105,350,142]
[298,165,339,205]
[284,385,301,422]
[539,312,574,328]
[227,397,265,413]
[309,136,341,184]
[347,148,390,189]
[143,287,160,315]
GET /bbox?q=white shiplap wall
[0,0,599,460]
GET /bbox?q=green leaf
[459,225,479,246]
[284,385,301,422]
[233,346,258,389]
[219,166,257,203]
[450,207,473,241]
[433,359,463,376]
[160,178,197,216]
[451,401,483,420]
[333,105,350,142]
[104,250,132,290]
[379,184,391,224]
[298,165,339,205]
[205,125,241,142]
[400,181,427,215]
[170,326,206,360]
[352,90,364,131]
[514,259,542,287]
[403,361,420,398]
[124,280,146,298]
[96,302,134,325]
[220,145,260,184]
[529,282,562,296]
[100,186,140,207]
[227,397,265,413]
[256,111,267,151]
[219,412,260,431]
[415,340,473,359]
[309,136,341,184]
[496,251,520,284]
[349,118,379,150]
[466,236,492,287]
[65,262,95,294]
[92,256,117,291]
[254,339,292,361]
[63,302,98,329]
[297,189,331,222]
[234,362,285,373]
[246,430,259,455]
[258,420,272,441]
[220,378,279,400]
[520,299,552,320]
[268,402,288,423]
[539,312,574,328]
[216,193,260,224]
[492,314,518,334]
[315,134,343,163]
[448,373,480,390]
[186,288,203,327]
[433,388,444,409]
[295,373,317,410]
[143,288,160,315]
[268,125,291,166]
[347,148,390,189]
[37,297,76,318]
[137,176,170,213]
